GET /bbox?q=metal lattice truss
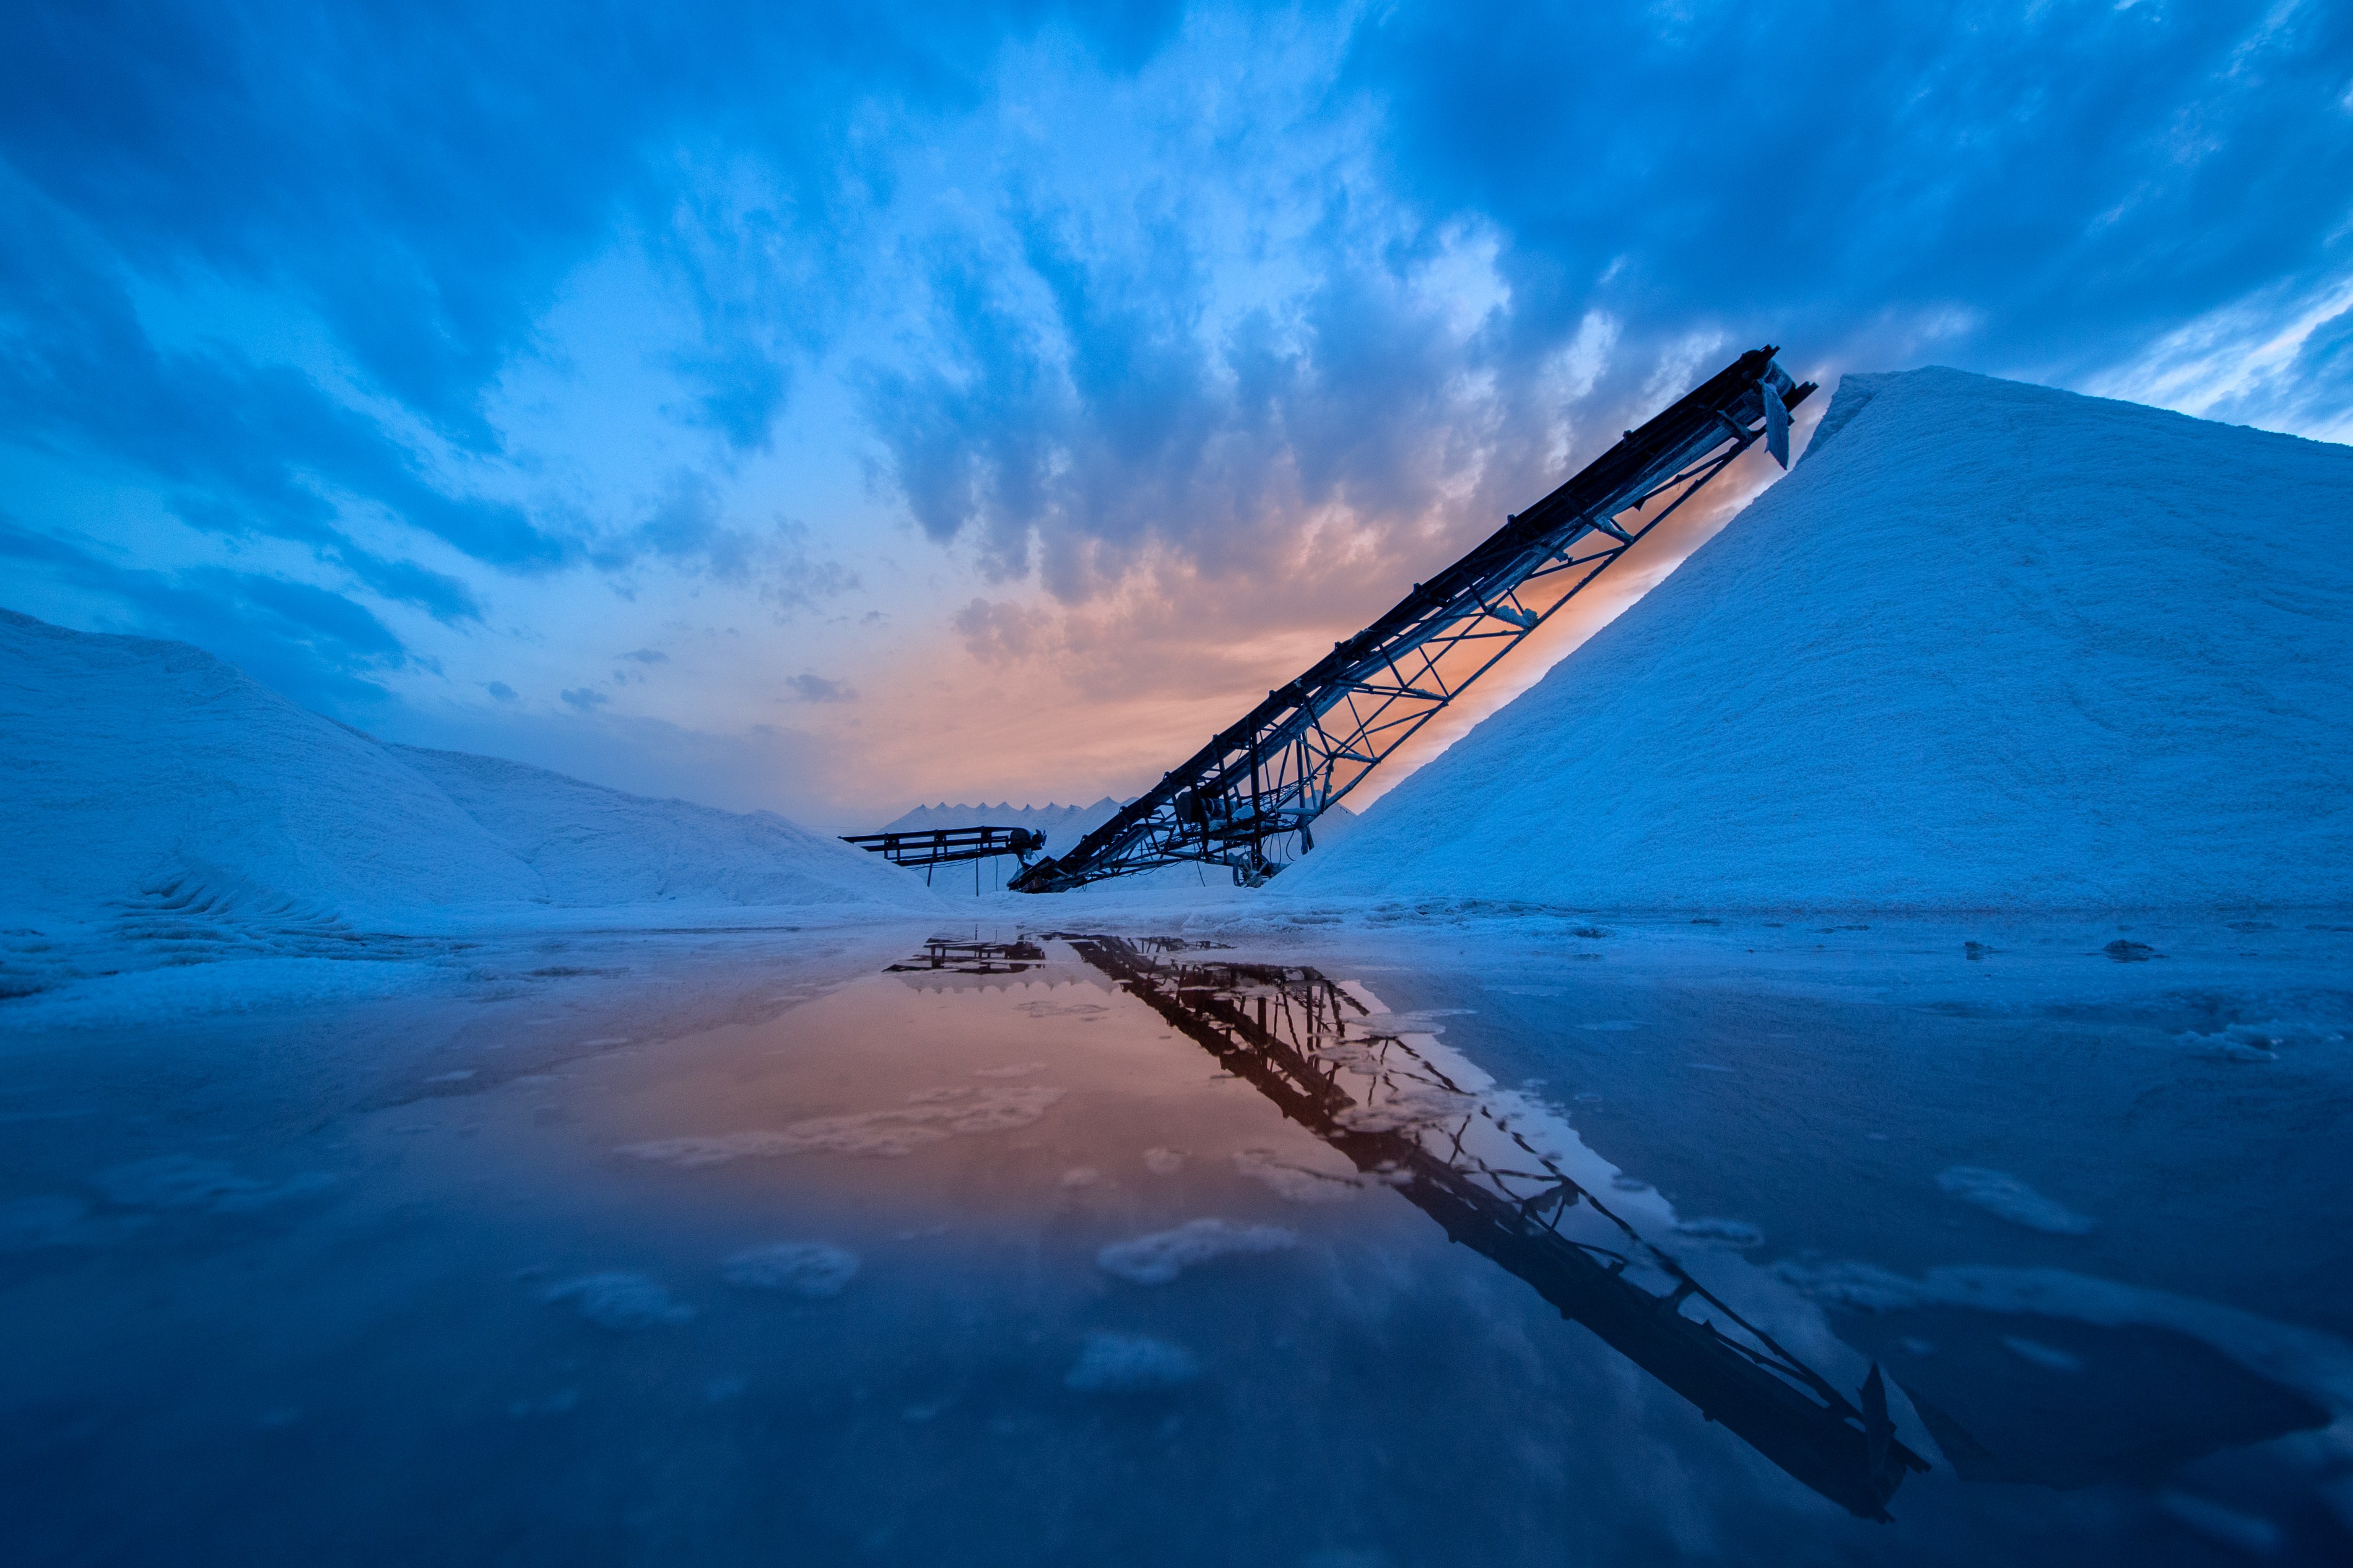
[1013,346,1813,892]
[840,825,1045,871]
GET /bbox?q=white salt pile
[1094,1218,1298,1285]
[0,609,937,941]
[1283,369,2353,911]
[391,744,918,912]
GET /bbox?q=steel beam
[842,825,1046,870]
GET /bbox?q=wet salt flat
[4,919,2352,1565]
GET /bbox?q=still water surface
[4,923,2349,1564]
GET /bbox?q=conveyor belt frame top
[842,826,1046,881]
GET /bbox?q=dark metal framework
[1061,933,1926,1519]
[842,826,1046,873]
[1013,346,1812,892]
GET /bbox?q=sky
[4,1,2349,831]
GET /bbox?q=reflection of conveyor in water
[885,937,1047,976]
[1062,933,1929,1522]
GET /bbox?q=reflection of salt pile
[1232,1147,1363,1203]
[1095,1218,1297,1284]
[1285,370,2353,910]
[1064,1330,1203,1392]
[624,1084,1066,1166]
[723,1242,861,1298]
[1935,1167,2097,1236]
[540,1272,696,1329]
[0,609,937,949]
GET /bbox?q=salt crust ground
[952,879,2353,1072]
[1283,369,2353,911]
[0,608,939,1004]
[4,901,2346,1553]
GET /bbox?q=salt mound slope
[0,609,936,929]
[0,609,539,925]
[1284,370,2353,911]
[393,744,910,911]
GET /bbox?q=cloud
[597,469,762,580]
[591,480,860,613]
[0,1,1105,727]
[857,198,1513,617]
[559,686,611,711]
[4,0,809,443]
[954,597,1056,665]
[668,341,790,452]
[2090,275,2353,442]
[0,176,568,581]
[0,512,412,709]
[618,648,668,664]
[760,521,862,620]
[484,680,518,701]
[376,698,846,823]
[1343,4,2353,388]
[0,0,1197,449]
[784,672,856,704]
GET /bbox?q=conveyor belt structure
[1012,347,1812,891]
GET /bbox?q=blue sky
[4,1,2348,826]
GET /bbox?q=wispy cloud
[784,672,856,704]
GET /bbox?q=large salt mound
[1282,369,2353,912]
[0,609,937,931]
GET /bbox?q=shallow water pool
[4,920,2349,1564]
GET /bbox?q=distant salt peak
[0,607,941,953]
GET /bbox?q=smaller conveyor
[841,825,1048,890]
